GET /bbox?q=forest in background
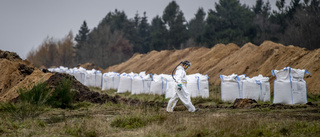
[27,0,320,68]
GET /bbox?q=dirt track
[105,41,320,94]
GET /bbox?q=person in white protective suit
[167,60,199,112]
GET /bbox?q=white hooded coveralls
[167,66,196,112]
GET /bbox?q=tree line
[27,0,320,68]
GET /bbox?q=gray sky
[0,0,288,59]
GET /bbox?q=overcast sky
[0,0,289,59]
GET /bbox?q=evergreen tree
[132,12,151,53]
[188,8,206,46]
[281,0,320,50]
[162,1,188,49]
[138,12,151,53]
[202,0,256,47]
[74,21,90,64]
[270,0,287,33]
[150,15,167,51]
[252,0,279,43]
[75,21,90,43]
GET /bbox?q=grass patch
[0,102,47,121]
[47,78,75,109]
[110,113,167,129]
[65,122,97,137]
[307,94,320,103]
[18,82,51,106]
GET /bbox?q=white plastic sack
[84,69,102,88]
[117,73,133,93]
[162,75,176,99]
[199,74,210,98]
[242,77,261,101]
[186,74,209,98]
[142,74,153,94]
[132,76,144,95]
[187,75,200,98]
[253,75,270,102]
[101,72,119,90]
[73,70,85,84]
[272,67,310,104]
[150,75,166,95]
[220,74,245,102]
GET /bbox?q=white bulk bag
[150,75,166,95]
[290,68,309,104]
[220,74,245,102]
[65,69,73,75]
[102,72,119,90]
[163,75,176,99]
[117,73,133,93]
[242,77,261,101]
[132,76,144,95]
[94,71,102,88]
[142,74,153,94]
[187,75,200,98]
[272,67,292,104]
[102,73,111,90]
[112,73,120,90]
[199,74,210,98]
[252,75,270,102]
[59,66,68,73]
[272,67,310,104]
[84,69,102,88]
[73,70,85,84]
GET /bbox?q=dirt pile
[0,50,53,102]
[77,63,103,71]
[105,41,320,94]
[232,98,258,109]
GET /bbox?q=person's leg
[176,85,196,112]
[167,92,179,112]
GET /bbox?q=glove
[177,84,182,90]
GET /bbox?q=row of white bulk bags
[48,66,210,99]
[272,67,310,104]
[241,75,270,102]
[220,74,246,102]
[48,66,68,73]
[84,69,102,88]
[48,67,87,84]
[101,72,120,90]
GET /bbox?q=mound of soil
[0,50,22,61]
[232,98,258,109]
[105,41,320,94]
[0,50,43,102]
[77,63,103,71]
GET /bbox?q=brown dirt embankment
[0,50,54,102]
[105,41,320,94]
